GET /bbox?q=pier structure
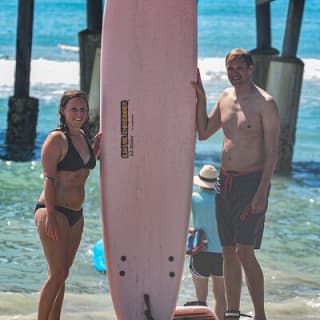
[6,1,38,160]
[78,0,103,141]
[6,0,308,173]
[266,0,305,174]
[250,1,279,89]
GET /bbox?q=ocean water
[0,0,319,319]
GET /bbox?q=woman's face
[60,96,88,129]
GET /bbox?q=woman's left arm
[92,131,102,159]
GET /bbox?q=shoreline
[0,291,318,320]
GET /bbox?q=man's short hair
[225,48,254,68]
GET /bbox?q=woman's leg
[48,217,84,320]
[35,208,71,320]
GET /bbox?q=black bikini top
[56,130,96,171]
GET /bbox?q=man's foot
[184,300,207,307]
[224,310,253,319]
[224,311,240,319]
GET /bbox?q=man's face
[226,57,254,87]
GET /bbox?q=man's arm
[192,69,222,140]
[251,97,280,214]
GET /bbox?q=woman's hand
[45,214,59,240]
[93,131,102,159]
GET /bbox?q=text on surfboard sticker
[120,100,134,158]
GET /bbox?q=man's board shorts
[216,169,270,249]
[189,252,223,278]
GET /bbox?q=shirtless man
[192,48,280,320]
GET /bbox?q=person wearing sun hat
[186,164,226,320]
[193,164,218,190]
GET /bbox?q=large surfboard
[99,1,197,319]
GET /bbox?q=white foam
[0,58,79,88]
[31,58,79,85]
[0,57,319,97]
[198,57,320,81]
[198,57,228,81]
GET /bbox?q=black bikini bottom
[34,202,83,227]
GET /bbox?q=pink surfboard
[99,1,197,319]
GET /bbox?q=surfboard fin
[144,294,155,320]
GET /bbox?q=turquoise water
[0,1,319,319]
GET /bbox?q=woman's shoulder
[43,129,67,150]
[49,129,66,139]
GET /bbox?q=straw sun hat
[193,164,217,190]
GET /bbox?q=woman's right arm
[41,132,63,240]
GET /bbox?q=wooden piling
[79,0,103,95]
[6,96,39,146]
[88,48,101,141]
[267,57,304,174]
[266,0,305,174]
[250,1,279,89]
[6,0,39,153]
[79,30,101,95]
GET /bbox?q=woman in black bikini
[34,90,101,320]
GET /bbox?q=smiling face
[225,49,254,88]
[226,56,254,87]
[59,90,89,131]
[61,97,89,129]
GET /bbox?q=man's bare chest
[220,101,262,134]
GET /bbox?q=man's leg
[212,275,226,320]
[222,246,242,313]
[237,244,266,320]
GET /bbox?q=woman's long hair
[57,90,90,136]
